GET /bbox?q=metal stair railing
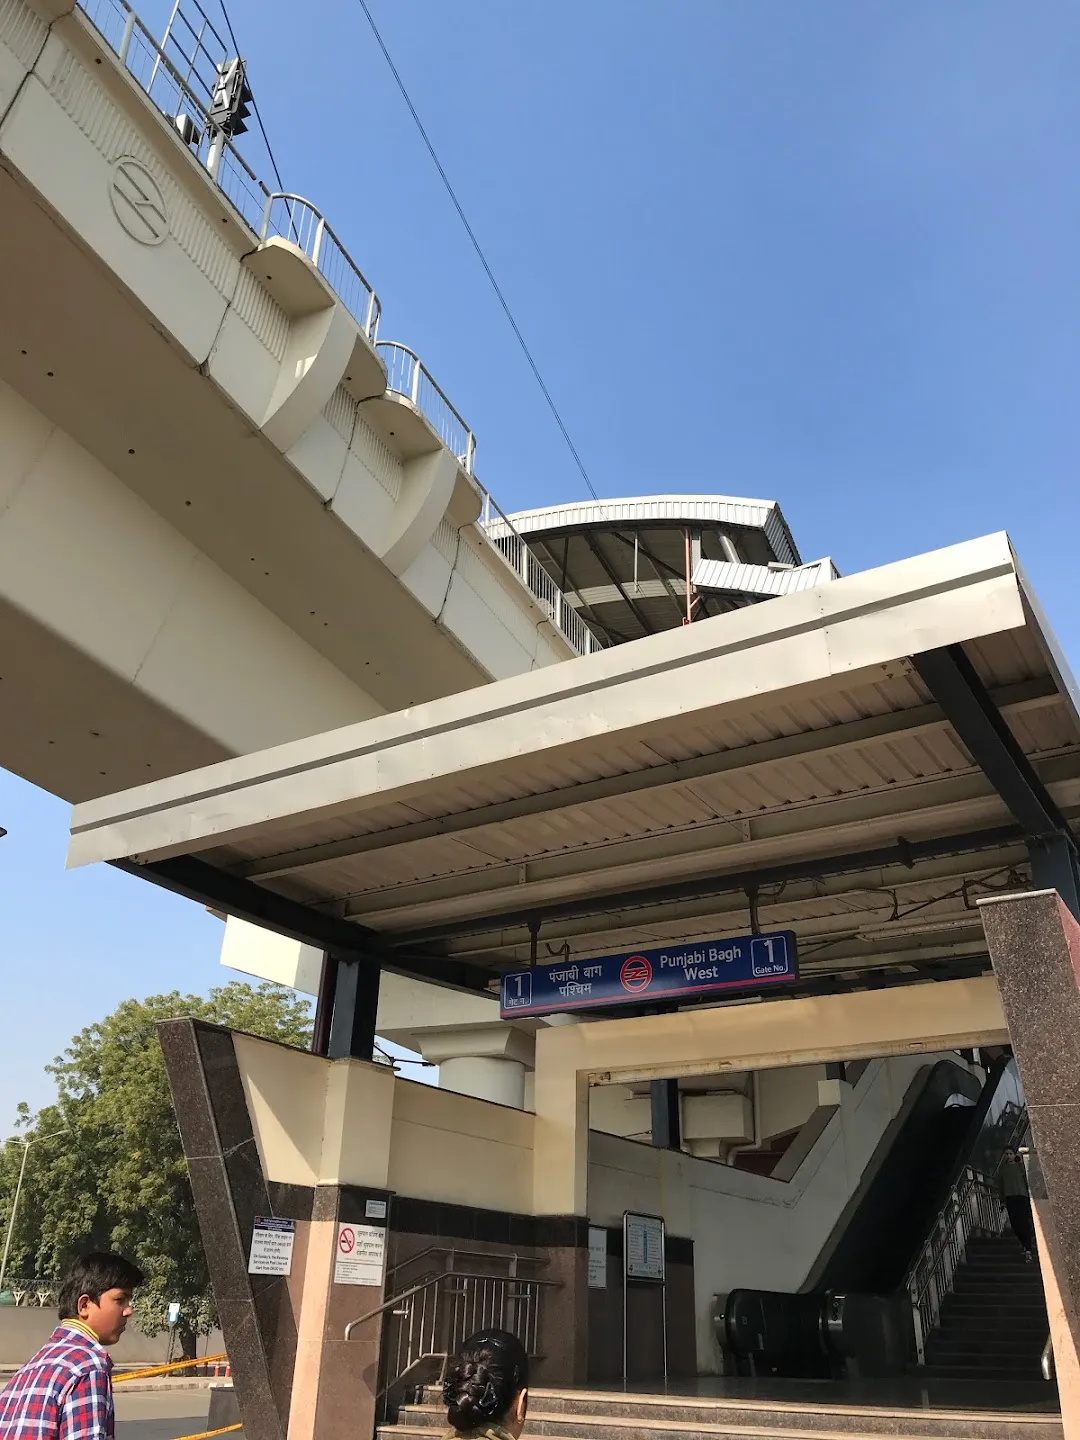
[1042,1333,1055,1382]
[906,1100,1031,1364]
[344,1257,558,1424]
[906,1165,1002,1364]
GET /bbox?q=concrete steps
[376,1388,1063,1440]
[918,1237,1050,1384]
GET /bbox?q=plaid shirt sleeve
[57,1368,114,1440]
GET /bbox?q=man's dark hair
[58,1253,144,1320]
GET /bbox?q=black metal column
[328,958,381,1061]
[650,1079,682,1151]
[1029,833,1080,920]
[913,644,1080,920]
[311,952,338,1057]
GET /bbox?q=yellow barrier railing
[114,1352,228,1384]
[167,1426,241,1439]
[112,1352,241,1437]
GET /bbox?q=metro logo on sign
[620,955,652,992]
[500,930,797,1019]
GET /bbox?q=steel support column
[1028,833,1080,919]
[912,644,1080,918]
[328,957,380,1061]
[311,952,338,1057]
[650,1078,682,1151]
[584,533,656,637]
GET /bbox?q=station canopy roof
[496,494,803,644]
[68,533,1080,1005]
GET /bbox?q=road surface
[115,1389,239,1440]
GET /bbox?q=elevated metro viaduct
[0,0,816,822]
[0,0,594,804]
[69,534,1080,1440]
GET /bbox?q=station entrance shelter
[68,534,1080,1440]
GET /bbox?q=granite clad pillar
[1026,1150,1080,1432]
[157,1020,295,1440]
[287,1184,392,1440]
[158,1019,396,1440]
[979,889,1080,1437]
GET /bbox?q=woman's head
[442,1329,529,1436]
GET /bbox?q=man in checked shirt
[0,1253,144,1440]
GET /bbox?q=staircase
[922,1236,1050,1381]
[379,1385,1061,1440]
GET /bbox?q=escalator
[721,1057,1024,1378]
[812,1060,985,1295]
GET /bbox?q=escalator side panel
[811,1059,985,1294]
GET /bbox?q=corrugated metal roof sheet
[500,495,800,563]
[506,495,783,531]
[66,533,1080,990]
[692,557,839,598]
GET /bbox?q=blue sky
[3,0,1079,1127]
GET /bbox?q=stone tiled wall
[158,1020,292,1440]
[980,890,1080,1384]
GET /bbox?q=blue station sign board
[500,930,798,1019]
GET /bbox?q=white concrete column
[439,1055,526,1109]
[418,1025,537,1110]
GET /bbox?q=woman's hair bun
[442,1330,528,1431]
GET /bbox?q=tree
[0,983,311,1357]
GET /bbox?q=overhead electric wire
[353,0,603,507]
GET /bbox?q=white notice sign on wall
[587,1227,607,1289]
[248,1216,296,1276]
[334,1223,386,1286]
[624,1212,665,1282]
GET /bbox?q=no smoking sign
[334,1222,385,1286]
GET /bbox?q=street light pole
[0,1126,70,1293]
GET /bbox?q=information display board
[624,1212,666,1282]
[588,1227,608,1289]
[622,1211,667,1384]
[247,1216,296,1276]
[501,931,796,1019]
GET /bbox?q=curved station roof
[491,494,819,645]
[69,534,1080,1006]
